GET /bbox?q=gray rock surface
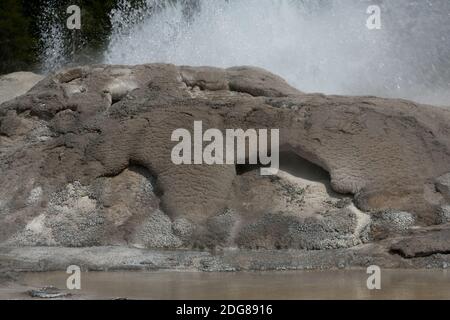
[390,224,450,258]
[28,287,71,299]
[0,72,44,104]
[369,210,415,240]
[131,210,183,249]
[436,173,450,200]
[236,205,370,250]
[1,239,450,272]
[1,64,450,270]
[437,206,450,224]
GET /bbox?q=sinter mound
[1,64,450,270]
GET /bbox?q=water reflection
[20,269,450,300]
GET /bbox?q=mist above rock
[100,0,450,106]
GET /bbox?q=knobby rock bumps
[1,64,450,253]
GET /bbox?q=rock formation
[0,72,44,104]
[1,64,450,270]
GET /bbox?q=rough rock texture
[235,205,370,250]
[1,64,450,269]
[390,224,450,258]
[436,173,450,201]
[369,210,415,240]
[437,206,450,225]
[2,239,450,272]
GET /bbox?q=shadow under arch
[236,149,345,198]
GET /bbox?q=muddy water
[15,270,450,300]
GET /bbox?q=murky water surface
[14,270,450,300]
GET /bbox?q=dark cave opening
[128,160,164,198]
[278,151,330,183]
[236,151,330,182]
[235,151,342,197]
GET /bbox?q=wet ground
[1,269,450,300]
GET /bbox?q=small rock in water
[27,286,71,299]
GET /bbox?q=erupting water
[43,0,450,105]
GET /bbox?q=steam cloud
[44,0,450,105]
